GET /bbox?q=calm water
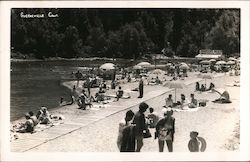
[10,59,133,121]
[11,60,93,121]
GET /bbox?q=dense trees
[11,8,240,59]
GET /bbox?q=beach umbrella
[179,63,189,70]
[163,81,186,102]
[137,62,151,67]
[209,59,216,62]
[150,69,165,75]
[99,63,115,70]
[215,61,226,65]
[228,57,237,61]
[198,73,213,87]
[227,60,235,65]
[212,88,226,96]
[200,60,210,64]
[133,65,143,70]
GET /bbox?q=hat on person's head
[139,102,149,111]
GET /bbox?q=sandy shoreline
[10,72,240,152]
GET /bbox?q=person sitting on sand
[37,107,51,124]
[147,107,159,128]
[178,94,189,109]
[78,89,88,110]
[17,113,35,133]
[98,87,106,94]
[212,89,232,103]
[208,82,215,90]
[28,111,39,126]
[188,94,198,108]
[200,84,206,92]
[155,76,162,84]
[165,94,174,108]
[116,86,124,101]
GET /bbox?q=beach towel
[171,106,201,112]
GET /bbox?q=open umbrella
[215,61,226,65]
[209,59,216,62]
[227,60,235,65]
[166,63,172,66]
[163,81,186,102]
[198,73,213,87]
[179,63,189,70]
[99,63,115,70]
[133,65,143,70]
[228,57,237,61]
[150,69,165,75]
[137,62,151,67]
[200,60,210,64]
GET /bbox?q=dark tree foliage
[11,8,240,59]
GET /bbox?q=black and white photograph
[0,1,249,161]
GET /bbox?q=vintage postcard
[0,0,249,161]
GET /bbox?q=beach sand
[10,72,240,152]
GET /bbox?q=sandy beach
[10,72,240,152]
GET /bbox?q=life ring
[188,136,207,152]
[197,136,207,152]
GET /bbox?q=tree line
[11,8,240,59]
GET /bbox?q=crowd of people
[117,102,207,152]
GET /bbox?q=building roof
[195,54,222,59]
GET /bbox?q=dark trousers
[158,140,173,152]
[139,87,143,97]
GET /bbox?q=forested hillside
[11,8,240,59]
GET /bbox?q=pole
[175,88,177,103]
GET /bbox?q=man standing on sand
[138,77,144,98]
[133,102,149,152]
[75,70,83,87]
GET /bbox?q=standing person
[156,108,175,152]
[117,110,135,152]
[116,86,124,101]
[86,77,91,97]
[75,70,83,87]
[138,77,144,98]
[133,102,149,152]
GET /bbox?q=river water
[10,59,133,121]
[10,60,95,121]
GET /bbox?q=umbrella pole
[205,79,206,89]
[175,88,177,103]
